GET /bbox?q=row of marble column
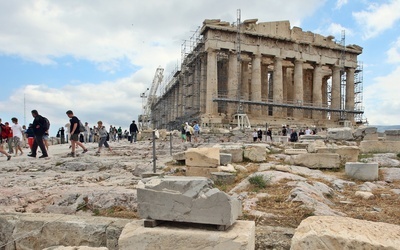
[153,50,356,127]
[206,50,356,121]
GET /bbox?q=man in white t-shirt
[305,127,312,135]
[11,117,24,156]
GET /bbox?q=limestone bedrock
[137,176,242,226]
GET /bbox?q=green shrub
[248,175,267,189]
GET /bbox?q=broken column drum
[137,176,242,227]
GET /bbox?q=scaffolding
[151,17,365,130]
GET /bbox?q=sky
[1,0,400,135]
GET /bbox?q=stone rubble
[0,127,400,249]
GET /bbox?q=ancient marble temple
[152,19,363,129]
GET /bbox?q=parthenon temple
[151,19,364,130]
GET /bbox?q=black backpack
[42,117,50,131]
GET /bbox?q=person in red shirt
[2,122,14,154]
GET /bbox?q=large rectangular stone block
[317,146,359,165]
[186,148,220,167]
[217,144,244,163]
[119,220,255,250]
[0,213,130,250]
[287,153,340,169]
[137,177,242,226]
[345,162,378,181]
[291,216,400,250]
[360,140,400,153]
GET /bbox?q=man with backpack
[28,110,49,158]
[66,110,88,157]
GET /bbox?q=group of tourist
[0,117,25,161]
[0,109,143,161]
[180,121,200,143]
[253,125,317,143]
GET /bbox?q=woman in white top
[11,117,24,156]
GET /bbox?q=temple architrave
[151,19,364,130]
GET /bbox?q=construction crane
[138,67,164,130]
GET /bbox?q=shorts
[43,135,49,140]
[194,131,200,137]
[70,133,79,141]
[13,136,22,146]
[99,137,109,148]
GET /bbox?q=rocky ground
[1,136,400,250]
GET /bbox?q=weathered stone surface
[243,145,266,162]
[186,148,220,167]
[360,140,400,153]
[211,172,236,185]
[0,213,130,250]
[186,166,215,177]
[256,225,294,250]
[286,153,341,169]
[380,167,400,182]
[43,247,108,250]
[307,140,326,153]
[291,216,400,250]
[355,191,375,199]
[218,164,236,173]
[284,149,307,155]
[137,177,242,226]
[220,153,233,165]
[217,144,244,163]
[118,220,255,250]
[327,127,354,140]
[345,162,378,181]
[384,130,400,141]
[361,153,400,167]
[354,126,377,137]
[317,146,359,165]
[288,181,343,216]
[299,135,326,142]
[172,151,185,161]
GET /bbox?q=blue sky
[1,0,400,135]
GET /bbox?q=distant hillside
[370,125,400,133]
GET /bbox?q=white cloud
[353,0,400,39]
[0,0,331,132]
[387,37,400,63]
[2,74,147,134]
[363,66,400,124]
[327,23,353,38]
[335,0,348,9]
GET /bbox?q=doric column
[294,59,304,119]
[206,49,218,115]
[273,57,283,117]
[261,64,269,116]
[346,67,355,121]
[199,55,207,114]
[227,52,238,116]
[241,60,250,112]
[178,77,185,117]
[331,65,341,121]
[312,63,322,119]
[251,53,262,116]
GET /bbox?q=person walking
[257,128,263,142]
[11,117,24,156]
[66,110,88,157]
[3,122,14,154]
[129,120,138,143]
[0,118,11,160]
[83,122,90,143]
[28,110,49,158]
[95,121,113,155]
[193,121,200,143]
